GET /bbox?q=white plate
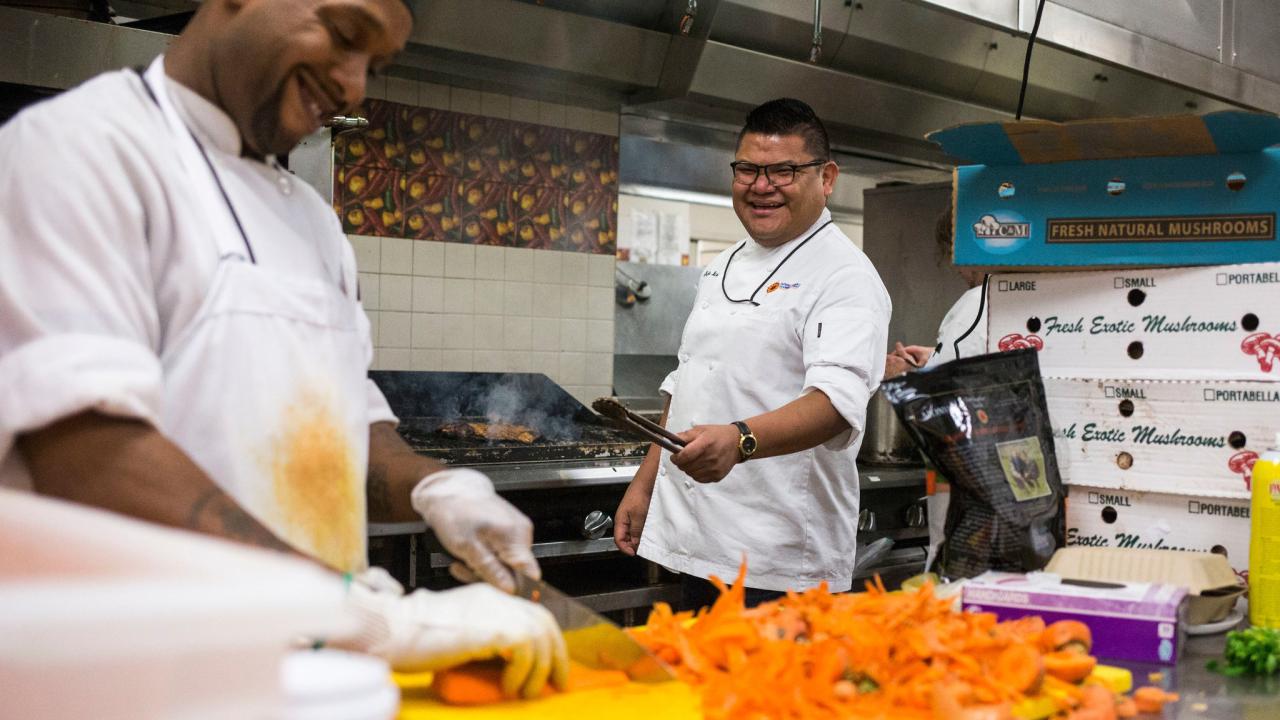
[1185,609,1245,636]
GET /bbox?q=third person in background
[885,207,989,377]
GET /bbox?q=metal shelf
[859,466,927,491]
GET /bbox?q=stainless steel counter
[1112,626,1280,718]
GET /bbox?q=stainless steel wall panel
[0,7,170,90]
[711,0,855,65]
[911,0,1019,27]
[687,42,1009,159]
[1030,1,1280,113]
[1233,0,1280,83]
[1050,0,1224,61]
[613,261,703,356]
[409,0,669,89]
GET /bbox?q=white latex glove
[411,468,540,593]
[345,567,569,698]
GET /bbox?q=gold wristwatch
[733,421,758,462]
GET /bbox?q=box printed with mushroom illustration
[986,262,1280,382]
[1043,377,1279,499]
[333,99,617,254]
[1065,485,1252,581]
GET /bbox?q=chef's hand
[883,353,913,379]
[614,472,653,555]
[672,424,741,483]
[344,567,569,698]
[412,468,539,593]
[895,342,934,366]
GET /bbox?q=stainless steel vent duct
[4,0,1276,167]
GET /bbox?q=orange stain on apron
[271,389,365,572]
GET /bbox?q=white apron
[140,63,370,572]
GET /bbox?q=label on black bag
[996,437,1052,502]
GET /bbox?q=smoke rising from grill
[478,373,581,441]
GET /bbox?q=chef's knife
[514,572,674,684]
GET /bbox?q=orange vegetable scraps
[630,564,1117,720]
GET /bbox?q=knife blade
[514,572,674,684]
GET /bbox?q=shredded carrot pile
[632,564,1123,720]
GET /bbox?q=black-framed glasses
[729,159,827,187]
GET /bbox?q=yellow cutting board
[394,665,1130,720]
[395,671,700,720]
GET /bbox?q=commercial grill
[380,371,647,465]
[366,371,680,623]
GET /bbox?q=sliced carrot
[631,561,1110,720]
[432,660,512,705]
[1132,686,1180,714]
[562,664,629,692]
[1115,695,1138,718]
[1077,684,1118,720]
[1043,650,1098,684]
[1042,619,1093,654]
[994,642,1044,694]
[432,659,626,705]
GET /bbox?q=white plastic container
[277,650,399,720]
[0,489,354,720]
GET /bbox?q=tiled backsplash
[354,236,616,406]
[344,77,621,406]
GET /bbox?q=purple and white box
[961,572,1189,665]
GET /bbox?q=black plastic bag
[880,349,1065,579]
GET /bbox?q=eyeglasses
[729,159,827,187]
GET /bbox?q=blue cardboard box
[929,112,1280,268]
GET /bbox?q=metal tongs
[592,397,687,454]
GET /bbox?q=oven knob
[904,500,927,528]
[857,508,877,532]
[582,510,614,540]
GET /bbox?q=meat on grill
[436,421,540,444]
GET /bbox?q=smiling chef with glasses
[614,98,892,609]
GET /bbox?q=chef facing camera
[614,98,892,608]
[0,0,565,700]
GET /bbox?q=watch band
[733,421,757,461]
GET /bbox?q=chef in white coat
[613,99,891,606]
[885,208,989,376]
[0,0,565,699]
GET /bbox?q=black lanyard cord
[721,220,833,306]
[951,273,991,360]
[134,69,257,264]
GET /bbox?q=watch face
[741,435,758,454]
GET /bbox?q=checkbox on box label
[1114,277,1125,289]
[1217,273,1228,286]
[998,280,1009,292]
[1204,388,1217,401]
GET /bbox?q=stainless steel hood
[3,0,1277,169]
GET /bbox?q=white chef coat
[638,210,891,592]
[0,62,396,567]
[924,285,987,368]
